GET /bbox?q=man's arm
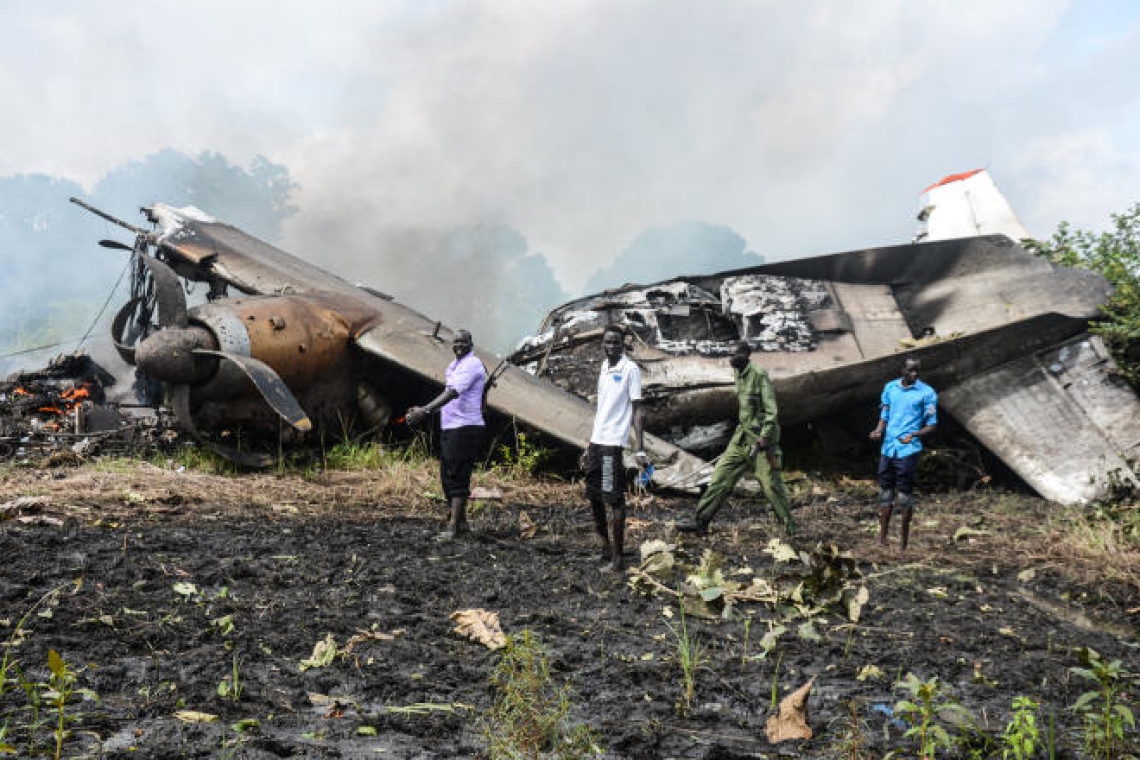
[870,411,887,441]
[406,387,458,424]
[870,384,891,440]
[631,399,647,464]
[898,421,936,445]
[756,370,780,443]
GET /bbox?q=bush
[1025,203,1140,388]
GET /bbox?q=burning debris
[0,352,181,464]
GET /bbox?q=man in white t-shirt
[582,325,648,571]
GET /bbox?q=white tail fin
[914,169,1030,243]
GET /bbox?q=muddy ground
[1,457,1137,759]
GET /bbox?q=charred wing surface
[940,334,1140,504]
[512,235,1140,501]
[513,235,1109,430]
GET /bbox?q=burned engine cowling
[176,293,365,434]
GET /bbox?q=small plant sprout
[217,652,243,703]
[1001,696,1040,760]
[894,673,959,760]
[45,649,95,760]
[483,629,602,758]
[668,603,704,718]
[829,698,870,760]
[1070,647,1137,760]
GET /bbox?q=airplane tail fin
[914,169,1031,243]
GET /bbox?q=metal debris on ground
[1,352,185,463]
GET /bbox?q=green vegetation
[1026,202,1140,388]
[1070,648,1137,759]
[893,673,960,760]
[165,444,241,475]
[667,604,704,718]
[830,699,871,760]
[216,653,243,703]
[1001,696,1041,760]
[495,431,553,479]
[1,627,96,758]
[483,629,602,759]
[320,438,390,471]
[45,649,91,760]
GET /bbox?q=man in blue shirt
[869,356,937,552]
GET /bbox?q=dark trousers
[583,444,627,506]
[440,426,484,499]
[878,452,920,496]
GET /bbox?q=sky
[2,1,1139,312]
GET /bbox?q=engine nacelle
[189,295,355,406]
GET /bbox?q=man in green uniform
[675,342,795,536]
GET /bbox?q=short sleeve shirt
[879,378,938,457]
[590,354,643,447]
[440,353,487,430]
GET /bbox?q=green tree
[1025,203,1140,388]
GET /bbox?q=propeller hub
[135,326,217,384]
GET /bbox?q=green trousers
[694,439,793,529]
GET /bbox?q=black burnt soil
[1,464,1137,758]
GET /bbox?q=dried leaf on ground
[844,585,870,623]
[763,538,798,563]
[343,627,405,655]
[173,710,218,723]
[299,633,339,671]
[765,676,815,742]
[450,608,506,650]
[517,510,537,539]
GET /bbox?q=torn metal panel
[940,334,1139,504]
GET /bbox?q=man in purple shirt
[406,329,487,541]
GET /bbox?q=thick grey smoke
[3,2,1140,359]
[0,152,295,373]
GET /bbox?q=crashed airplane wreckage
[67,198,707,488]
[510,234,1140,505]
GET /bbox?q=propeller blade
[192,349,312,432]
[135,255,188,329]
[99,239,134,251]
[170,385,276,469]
[110,296,143,365]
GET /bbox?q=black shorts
[878,452,921,496]
[583,443,627,505]
[440,425,484,499]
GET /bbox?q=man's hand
[406,406,427,425]
[869,428,883,441]
[748,437,768,459]
[899,433,914,444]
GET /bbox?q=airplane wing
[148,204,709,489]
[354,322,711,492]
[939,334,1140,505]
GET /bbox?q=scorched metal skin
[511,235,1140,505]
